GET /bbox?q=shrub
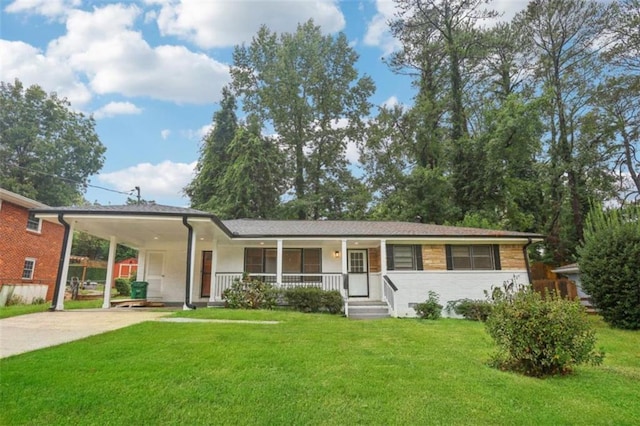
[446,299,493,321]
[284,287,343,314]
[222,274,277,310]
[5,294,25,306]
[578,204,640,329]
[115,278,131,297]
[485,286,604,377]
[322,290,344,314]
[414,291,442,320]
[31,297,46,305]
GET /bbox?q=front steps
[347,300,390,320]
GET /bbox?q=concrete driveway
[0,309,169,358]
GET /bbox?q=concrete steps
[348,300,390,320]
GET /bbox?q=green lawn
[0,299,103,319]
[1,310,638,425]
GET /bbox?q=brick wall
[499,244,527,270]
[0,201,64,300]
[422,245,448,271]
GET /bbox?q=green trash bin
[130,281,149,299]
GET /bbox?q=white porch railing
[213,273,344,301]
[382,275,398,317]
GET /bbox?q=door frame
[347,248,369,298]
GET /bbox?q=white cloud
[381,95,399,108]
[93,101,143,119]
[98,160,197,200]
[160,129,171,140]
[184,124,212,141]
[363,0,400,55]
[46,3,230,104]
[5,0,80,19]
[152,0,345,48]
[0,39,92,106]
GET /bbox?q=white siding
[388,270,529,317]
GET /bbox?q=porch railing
[213,273,344,300]
[383,275,398,316]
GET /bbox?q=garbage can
[130,281,149,299]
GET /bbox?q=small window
[26,212,41,232]
[22,258,36,280]
[446,245,500,270]
[386,245,423,271]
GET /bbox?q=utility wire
[4,163,135,196]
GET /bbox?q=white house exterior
[32,204,543,317]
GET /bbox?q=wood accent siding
[499,245,526,270]
[369,247,381,273]
[421,245,447,271]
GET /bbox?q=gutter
[182,216,197,310]
[523,237,533,284]
[50,213,70,311]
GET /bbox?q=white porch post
[209,239,218,303]
[276,239,283,286]
[136,250,146,281]
[55,221,74,311]
[184,227,197,310]
[102,236,116,309]
[341,239,348,276]
[380,239,387,301]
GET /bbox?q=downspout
[50,213,70,311]
[182,216,197,310]
[523,238,533,284]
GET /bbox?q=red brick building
[0,188,65,301]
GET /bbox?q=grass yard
[0,299,103,319]
[1,310,638,425]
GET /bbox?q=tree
[517,0,617,261]
[579,204,640,330]
[0,79,106,206]
[230,20,375,219]
[217,116,285,219]
[185,86,238,211]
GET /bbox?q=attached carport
[31,204,231,311]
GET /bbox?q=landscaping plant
[114,278,131,297]
[222,274,277,309]
[414,291,443,320]
[578,204,640,330]
[283,287,343,314]
[485,286,604,377]
[446,298,493,321]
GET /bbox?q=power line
[4,163,135,196]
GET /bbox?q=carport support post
[102,236,116,309]
[55,221,75,310]
[341,239,348,276]
[276,239,283,285]
[209,239,218,303]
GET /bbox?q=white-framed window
[386,245,423,271]
[22,258,36,280]
[26,212,42,232]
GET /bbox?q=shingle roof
[222,219,542,239]
[31,203,211,216]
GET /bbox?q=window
[244,248,322,276]
[386,245,423,271]
[26,212,41,232]
[446,245,501,270]
[22,258,36,280]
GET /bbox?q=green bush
[578,205,640,329]
[284,287,343,314]
[5,294,25,306]
[115,278,131,296]
[446,299,493,321]
[414,291,442,320]
[222,274,277,310]
[485,287,604,377]
[322,290,344,314]
[31,297,46,305]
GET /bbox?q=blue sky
[1,0,528,206]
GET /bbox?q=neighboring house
[552,263,592,308]
[32,204,543,317]
[0,188,65,304]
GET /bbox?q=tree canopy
[0,79,106,206]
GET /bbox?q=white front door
[145,251,164,300]
[348,249,369,297]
